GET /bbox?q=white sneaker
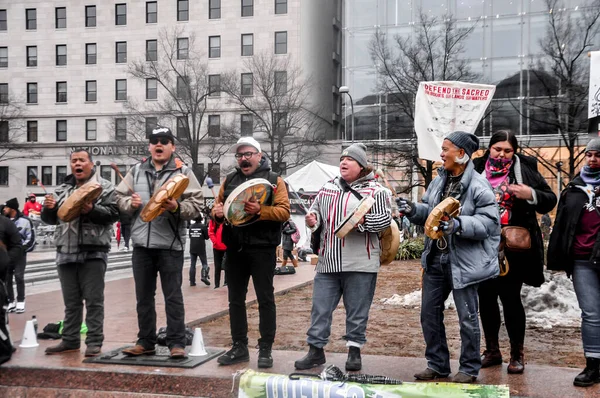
[7,301,16,313]
[119,246,128,252]
[15,301,25,314]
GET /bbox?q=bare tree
[0,96,42,163]
[370,12,478,188]
[222,51,330,173]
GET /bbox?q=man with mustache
[212,137,290,368]
[42,149,119,357]
[115,127,203,359]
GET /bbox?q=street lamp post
[339,86,355,142]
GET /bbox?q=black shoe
[257,343,273,368]
[217,341,249,366]
[200,269,210,286]
[190,282,196,286]
[214,285,220,289]
[345,346,362,371]
[574,357,600,387]
[294,344,326,370]
[45,342,80,355]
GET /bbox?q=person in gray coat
[399,131,500,384]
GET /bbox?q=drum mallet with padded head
[205,176,219,199]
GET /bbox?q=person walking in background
[2,198,34,314]
[22,194,42,217]
[119,211,132,252]
[540,213,552,241]
[208,216,227,289]
[189,213,209,286]
[281,218,298,268]
[548,138,600,388]
[473,130,557,374]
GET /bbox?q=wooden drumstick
[376,168,397,198]
[205,176,219,199]
[110,163,134,194]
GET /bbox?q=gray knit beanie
[445,131,480,157]
[585,138,600,153]
[341,143,368,168]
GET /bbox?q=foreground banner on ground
[238,370,510,398]
[414,81,495,161]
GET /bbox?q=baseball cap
[231,137,261,153]
[149,127,175,141]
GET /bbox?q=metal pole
[348,92,355,142]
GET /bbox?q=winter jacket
[0,216,23,279]
[547,175,600,276]
[473,153,557,287]
[308,172,392,273]
[41,172,119,254]
[11,211,34,248]
[281,220,297,251]
[408,161,501,289]
[189,219,208,255]
[115,156,203,251]
[23,201,41,216]
[208,219,226,251]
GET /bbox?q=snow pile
[381,290,455,310]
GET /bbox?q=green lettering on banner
[238,370,510,398]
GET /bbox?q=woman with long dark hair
[473,130,556,374]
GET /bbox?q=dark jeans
[132,247,186,349]
[478,271,525,347]
[189,246,208,284]
[57,259,107,347]
[213,249,227,287]
[226,247,276,345]
[7,254,26,302]
[121,224,131,248]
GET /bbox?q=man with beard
[212,137,290,368]
[42,149,119,357]
[115,127,203,359]
[23,194,42,217]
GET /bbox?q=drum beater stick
[29,169,48,194]
[110,163,135,194]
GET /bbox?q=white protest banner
[414,81,495,161]
[589,51,600,119]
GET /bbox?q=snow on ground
[382,271,581,329]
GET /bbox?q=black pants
[189,244,208,284]
[226,247,276,345]
[213,249,227,287]
[7,254,26,302]
[121,224,131,248]
[478,271,526,347]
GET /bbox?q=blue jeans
[572,259,600,359]
[421,252,481,376]
[307,272,378,348]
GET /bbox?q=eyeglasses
[149,137,172,145]
[235,151,258,160]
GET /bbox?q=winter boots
[481,338,503,368]
[345,346,362,371]
[507,343,525,374]
[257,342,273,368]
[200,267,210,286]
[574,357,600,387]
[217,341,249,366]
[294,344,326,370]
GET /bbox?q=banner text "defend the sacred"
[424,84,491,101]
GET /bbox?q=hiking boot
[15,301,25,314]
[257,343,273,368]
[217,341,249,366]
[84,345,101,357]
[481,338,503,368]
[453,372,477,383]
[294,344,326,370]
[7,301,16,313]
[507,343,524,374]
[200,268,210,286]
[574,357,600,387]
[122,344,156,356]
[345,346,362,371]
[45,342,80,355]
[170,346,187,359]
[414,368,447,380]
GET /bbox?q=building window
[56,120,67,141]
[55,7,66,29]
[177,0,189,21]
[241,114,253,136]
[42,166,53,186]
[27,46,37,67]
[86,80,97,102]
[0,167,8,186]
[0,47,7,68]
[0,10,6,31]
[146,1,157,23]
[209,0,220,19]
[56,166,67,185]
[0,120,7,142]
[145,117,157,137]
[209,36,221,58]
[242,0,253,17]
[116,41,127,63]
[275,0,287,14]
[56,81,67,103]
[146,78,157,100]
[56,44,67,66]
[208,115,220,137]
[241,73,253,96]
[177,38,188,59]
[177,116,187,138]
[274,71,287,95]
[27,121,38,142]
[26,9,36,30]
[86,119,97,140]
[275,112,287,135]
[27,166,38,186]
[275,31,287,54]
[85,5,96,27]
[115,4,126,25]
[86,43,96,65]
[101,165,112,182]
[115,118,127,140]
[0,83,7,104]
[146,40,157,61]
[27,83,37,104]
[241,34,253,56]
[208,163,220,184]
[208,74,221,96]
[176,76,188,99]
[115,79,127,100]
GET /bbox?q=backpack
[20,216,36,253]
[274,265,296,275]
